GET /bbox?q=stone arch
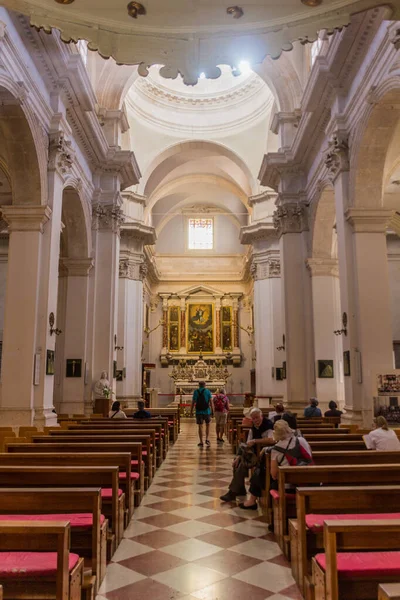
[0,79,47,205]
[310,185,337,259]
[143,139,256,199]
[253,53,303,113]
[60,186,91,259]
[351,81,400,209]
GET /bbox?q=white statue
[94,370,110,398]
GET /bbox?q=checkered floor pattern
[96,422,303,600]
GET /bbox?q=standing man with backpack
[191,381,214,447]
[213,388,230,443]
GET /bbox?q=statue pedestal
[94,397,111,417]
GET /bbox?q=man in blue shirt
[190,381,214,447]
[132,400,152,419]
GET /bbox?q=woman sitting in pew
[363,416,400,451]
[324,400,343,418]
[108,401,127,419]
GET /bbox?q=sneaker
[205,440,211,446]
[220,438,225,443]
[198,442,204,447]
[217,439,223,443]
[220,491,237,502]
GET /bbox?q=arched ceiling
[3,0,395,85]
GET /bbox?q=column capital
[92,202,125,234]
[306,257,339,277]
[1,205,52,233]
[324,133,350,182]
[251,252,281,280]
[119,257,147,281]
[60,257,94,276]
[273,202,308,237]
[346,208,393,233]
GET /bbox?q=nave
[97,421,300,600]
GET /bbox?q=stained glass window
[188,218,213,250]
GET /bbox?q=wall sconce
[277,334,286,351]
[144,319,165,338]
[334,312,348,336]
[238,324,254,344]
[114,334,124,351]
[49,312,62,336]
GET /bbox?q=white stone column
[241,222,285,405]
[307,258,344,411]
[58,258,94,415]
[0,206,53,426]
[91,200,124,398]
[116,223,155,407]
[326,133,394,425]
[273,200,315,409]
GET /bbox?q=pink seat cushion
[270,490,279,500]
[0,552,80,578]
[100,488,123,499]
[119,472,139,480]
[316,551,400,579]
[0,513,105,527]
[306,513,400,534]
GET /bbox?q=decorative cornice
[306,258,339,277]
[121,222,157,245]
[122,191,147,207]
[346,208,393,233]
[240,221,277,244]
[1,205,52,233]
[270,110,302,135]
[273,202,309,237]
[248,191,278,207]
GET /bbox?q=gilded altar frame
[187,302,214,354]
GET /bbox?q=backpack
[274,436,314,466]
[214,394,226,412]
[196,388,209,411]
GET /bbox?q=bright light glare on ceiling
[238,60,251,74]
[199,72,206,79]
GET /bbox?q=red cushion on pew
[119,472,139,480]
[100,488,123,499]
[269,490,296,501]
[0,552,80,578]
[0,513,105,527]
[316,551,400,578]
[306,513,400,534]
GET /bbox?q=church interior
[2,0,400,598]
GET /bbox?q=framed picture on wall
[66,359,82,378]
[116,369,123,382]
[276,367,283,381]
[343,350,351,376]
[46,350,55,376]
[113,360,117,379]
[317,359,334,378]
[282,361,287,379]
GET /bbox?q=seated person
[220,408,274,503]
[363,416,400,451]
[304,397,322,418]
[109,400,127,419]
[324,400,343,418]
[132,400,152,419]
[237,414,312,512]
[269,402,285,423]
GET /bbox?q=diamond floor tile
[152,563,227,594]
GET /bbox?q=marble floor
[97,422,302,600]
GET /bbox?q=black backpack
[196,388,208,411]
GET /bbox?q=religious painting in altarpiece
[187,303,214,353]
[221,306,233,351]
[168,306,180,352]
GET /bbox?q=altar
[169,355,231,400]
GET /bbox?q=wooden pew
[379,584,400,599]
[0,466,123,545]
[49,427,162,471]
[0,488,105,590]
[294,485,400,594]
[312,520,400,600]
[308,440,367,451]
[30,434,153,487]
[5,442,144,497]
[0,452,137,518]
[0,520,84,600]
[275,464,400,554]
